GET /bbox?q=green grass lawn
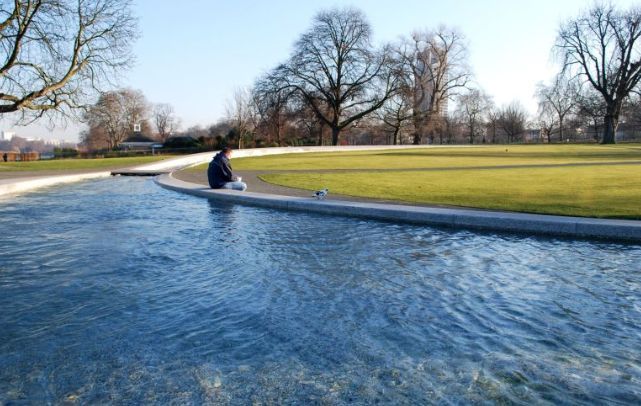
[0,155,169,172]
[225,144,641,171]
[203,144,641,219]
[261,164,641,218]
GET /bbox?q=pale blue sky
[6,0,640,141]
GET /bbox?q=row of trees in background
[217,8,473,148]
[215,2,641,148]
[1,1,639,149]
[534,3,641,144]
[80,89,180,151]
[246,8,474,147]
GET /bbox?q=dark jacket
[207,152,234,188]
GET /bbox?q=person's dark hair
[221,146,232,154]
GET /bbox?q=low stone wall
[0,172,111,198]
[133,144,461,171]
[155,173,641,243]
[0,145,436,197]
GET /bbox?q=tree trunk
[276,122,282,147]
[412,123,421,144]
[559,116,565,143]
[412,116,422,144]
[592,119,600,142]
[331,126,340,146]
[393,127,399,145]
[601,114,617,144]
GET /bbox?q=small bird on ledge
[313,188,329,200]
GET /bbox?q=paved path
[157,174,641,242]
[173,158,641,208]
[172,169,431,206]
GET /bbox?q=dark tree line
[4,2,641,148]
[556,2,641,144]
[238,2,641,147]
[238,7,472,147]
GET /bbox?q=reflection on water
[0,177,640,404]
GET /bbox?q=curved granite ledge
[156,173,641,243]
[133,144,472,171]
[0,145,462,197]
[0,171,111,198]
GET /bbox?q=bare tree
[442,115,462,144]
[225,87,256,149]
[121,89,149,132]
[291,99,328,146]
[396,27,471,144]
[498,101,528,143]
[82,88,149,150]
[485,103,500,144]
[271,7,398,145]
[79,127,107,151]
[83,92,127,150]
[535,75,578,142]
[623,94,641,134]
[537,101,557,143]
[575,88,607,142]
[0,0,138,122]
[376,91,412,144]
[206,119,232,147]
[557,3,641,144]
[153,103,179,142]
[456,88,490,144]
[253,75,292,146]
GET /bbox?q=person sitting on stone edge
[207,146,247,191]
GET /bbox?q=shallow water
[0,177,640,404]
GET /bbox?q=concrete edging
[0,145,444,197]
[155,173,641,243]
[133,144,471,171]
[0,171,112,198]
[3,146,641,243]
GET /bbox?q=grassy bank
[210,144,641,219]
[261,164,641,218]
[0,156,169,172]
[226,144,641,171]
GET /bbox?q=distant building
[0,151,39,161]
[119,134,160,151]
[415,48,448,118]
[1,131,15,141]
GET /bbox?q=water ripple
[0,177,640,403]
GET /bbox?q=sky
[4,0,640,142]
